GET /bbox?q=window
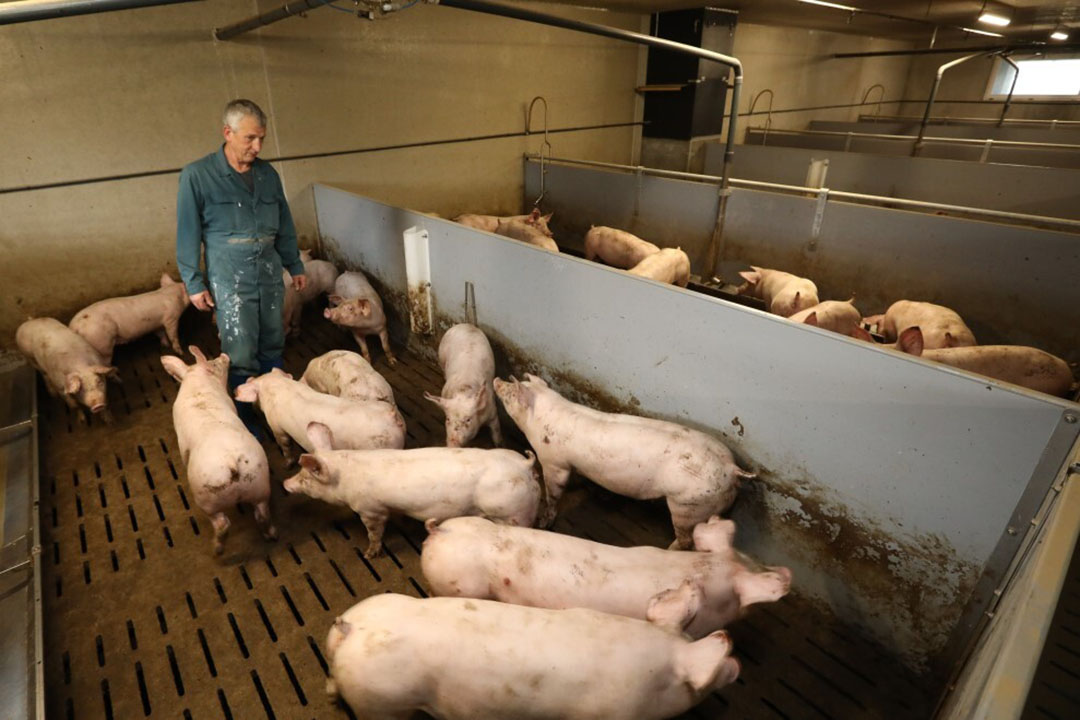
[987,56,1080,100]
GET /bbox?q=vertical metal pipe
[703,72,740,283]
[913,53,983,156]
[998,55,1020,127]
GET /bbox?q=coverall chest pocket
[207,198,240,233]
[256,195,280,237]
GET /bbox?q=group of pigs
[734,264,1074,397]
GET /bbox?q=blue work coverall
[176,147,304,381]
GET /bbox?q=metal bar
[435,0,744,283]
[0,121,644,196]
[859,114,1080,127]
[749,126,1080,150]
[524,154,1080,232]
[998,56,1020,127]
[214,0,332,41]
[835,42,1080,58]
[0,0,199,25]
[915,54,985,156]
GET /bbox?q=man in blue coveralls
[176,99,306,433]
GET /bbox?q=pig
[284,422,541,557]
[282,270,302,336]
[301,349,395,406]
[493,374,755,546]
[235,369,405,464]
[737,265,819,317]
[787,300,872,340]
[422,515,791,639]
[283,254,341,336]
[894,327,1073,397]
[584,226,660,269]
[454,208,554,237]
[879,300,976,349]
[494,215,560,252]
[68,273,190,362]
[424,323,501,447]
[628,247,692,287]
[324,589,741,720]
[160,347,275,554]
[16,317,118,419]
[324,270,395,365]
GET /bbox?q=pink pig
[787,300,871,340]
[493,374,755,546]
[455,208,554,236]
[424,323,502,447]
[301,349,395,406]
[584,226,660,269]
[494,215,560,252]
[737,266,819,317]
[325,590,740,720]
[161,348,275,555]
[324,270,396,365]
[628,247,692,287]
[69,273,190,362]
[877,300,976,349]
[17,317,118,419]
[422,515,791,639]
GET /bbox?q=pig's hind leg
[377,328,397,366]
[210,512,231,555]
[254,501,278,541]
[351,331,373,364]
[162,318,183,354]
[487,415,503,447]
[359,511,389,559]
[667,499,706,550]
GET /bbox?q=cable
[326,3,356,13]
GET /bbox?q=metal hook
[748,89,774,143]
[860,83,885,117]
[526,96,550,208]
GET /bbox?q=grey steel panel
[0,568,31,720]
[746,129,1080,169]
[312,184,1078,673]
[526,161,1080,364]
[810,120,1080,145]
[702,143,1080,220]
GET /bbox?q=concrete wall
[899,53,1080,123]
[0,1,644,344]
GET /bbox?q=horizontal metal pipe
[214,0,331,41]
[0,0,199,25]
[524,154,1080,232]
[835,42,1080,58]
[748,126,1080,150]
[859,114,1080,128]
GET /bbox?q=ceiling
[554,1,1080,45]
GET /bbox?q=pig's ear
[802,312,819,327]
[355,298,372,317]
[328,294,343,306]
[693,516,736,554]
[851,325,873,342]
[64,373,82,395]
[189,346,208,365]
[306,422,335,452]
[897,326,924,356]
[234,381,258,403]
[160,273,174,287]
[92,365,122,383]
[527,208,541,222]
[474,384,489,406]
[677,631,737,693]
[423,391,446,408]
[944,331,957,347]
[298,454,331,483]
[542,212,553,222]
[737,270,760,285]
[735,566,792,608]
[523,373,548,388]
[646,580,704,633]
[160,356,188,382]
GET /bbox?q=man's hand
[191,290,215,312]
[292,274,308,293]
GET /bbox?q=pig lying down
[628,247,691,287]
[494,374,755,546]
[425,323,501,447]
[17,317,118,420]
[454,208,554,236]
[324,270,395,365]
[787,300,871,340]
[161,348,275,555]
[584,226,660,269]
[894,327,1073,397]
[284,422,540,557]
[235,368,405,463]
[69,273,190,362]
[737,266,819,317]
[494,214,560,252]
[300,349,395,406]
[875,300,976,349]
[422,515,791,639]
[325,591,740,720]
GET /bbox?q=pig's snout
[282,478,299,494]
[90,403,106,414]
[323,308,334,320]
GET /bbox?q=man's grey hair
[223,99,267,130]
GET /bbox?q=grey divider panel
[311,184,1077,674]
[702,143,1080,220]
[745,128,1080,168]
[810,119,1080,145]
[526,159,1080,364]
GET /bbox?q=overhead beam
[0,0,200,26]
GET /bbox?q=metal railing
[859,114,1080,129]
[747,126,1080,152]
[523,154,1080,234]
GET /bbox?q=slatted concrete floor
[39,312,931,720]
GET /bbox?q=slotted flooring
[39,313,931,720]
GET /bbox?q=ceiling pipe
[214,0,333,41]
[913,53,988,156]
[436,0,743,282]
[0,0,199,25]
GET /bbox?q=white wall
[0,2,645,343]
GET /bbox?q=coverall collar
[215,144,262,178]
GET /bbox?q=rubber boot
[259,356,285,375]
[228,372,262,440]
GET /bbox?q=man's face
[223,115,266,164]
